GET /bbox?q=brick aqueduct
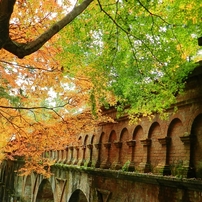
[1,66,202,202]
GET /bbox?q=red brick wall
[54,66,202,178]
[60,100,202,178]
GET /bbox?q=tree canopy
[0,0,202,176]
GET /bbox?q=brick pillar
[180,134,195,178]
[86,144,93,167]
[53,150,59,162]
[58,150,63,163]
[100,142,111,169]
[157,136,171,175]
[114,141,122,170]
[126,140,136,171]
[67,146,74,165]
[140,138,152,173]
[73,146,79,165]
[63,147,68,164]
[79,145,86,166]
[94,143,101,168]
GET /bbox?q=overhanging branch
[0,0,16,48]
[0,103,69,110]
[2,0,94,58]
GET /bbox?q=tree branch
[0,0,16,48]
[0,103,69,110]
[2,0,94,58]
[97,0,160,64]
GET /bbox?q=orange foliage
[0,0,112,177]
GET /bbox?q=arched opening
[91,135,94,144]
[167,118,184,176]
[145,122,162,172]
[133,125,143,168]
[87,135,94,167]
[119,128,129,166]
[68,189,88,202]
[36,179,54,202]
[99,132,105,167]
[74,136,82,165]
[81,135,88,165]
[190,114,202,178]
[109,130,117,168]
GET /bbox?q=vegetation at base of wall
[83,160,88,168]
[51,162,196,181]
[122,160,131,172]
[169,160,190,178]
[52,161,192,179]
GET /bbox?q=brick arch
[119,128,130,166]
[108,130,117,168]
[99,132,106,167]
[98,132,105,144]
[36,179,54,202]
[167,118,185,175]
[81,135,89,165]
[119,127,129,140]
[68,189,88,202]
[108,130,117,142]
[190,113,202,178]
[77,136,82,163]
[148,122,162,138]
[78,136,82,144]
[87,135,95,167]
[84,135,89,145]
[167,117,183,136]
[133,125,144,168]
[187,108,202,134]
[90,135,95,144]
[107,129,114,141]
[168,112,185,127]
[148,122,163,172]
[73,136,83,165]
[133,125,144,139]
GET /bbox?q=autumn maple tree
[0,0,202,176]
[0,0,102,176]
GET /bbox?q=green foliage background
[58,0,202,119]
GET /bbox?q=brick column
[140,138,151,173]
[86,144,93,167]
[126,140,136,171]
[180,134,195,178]
[113,141,122,170]
[79,145,86,166]
[63,147,68,164]
[67,146,74,165]
[100,142,111,169]
[73,146,79,165]
[94,143,101,168]
[158,136,171,175]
